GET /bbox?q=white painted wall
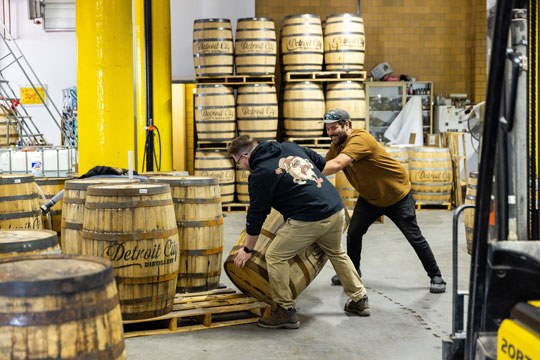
[0,0,254,145]
[0,0,76,146]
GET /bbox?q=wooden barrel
[464,171,478,255]
[409,147,453,204]
[324,13,366,71]
[35,177,69,235]
[236,84,278,141]
[283,81,325,138]
[193,18,234,77]
[61,178,139,255]
[235,17,277,75]
[149,176,223,293]
[0,118,18,146]
[224,208,328,305]
[281,14,323,72]
[336,171,358,210]
[195,85,236,142]
[235,169,250,203]
[325,81,366,129]
[140,171,189,177]
[0,175,42,230]
[384,146,409,172]
[194,150,235,204]
[0,229,60,257]
[81,183,179,320]
[0,254,125,359]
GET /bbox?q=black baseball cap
[321,109,351,123]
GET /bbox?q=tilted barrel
[224,208,328,305]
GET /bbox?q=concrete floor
[126,209,471,360]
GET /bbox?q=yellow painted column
[185,83,196,175]
[152,0,173,171]
[134,0,146,172]
[77,0,135,175]
[134,0,173,172]
[171,83,185,171]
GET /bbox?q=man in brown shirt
[322,109,446,293]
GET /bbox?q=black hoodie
[245,141,344,236]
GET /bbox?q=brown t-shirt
[326,129,411,207]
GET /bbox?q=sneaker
[331,268,362,286]
[430,276,446,293]
[344,295,370,316]
[258,306,300,329]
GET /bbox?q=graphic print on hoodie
[275,155,324,188]
[245,141,344,237]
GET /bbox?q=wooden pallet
[223,203,249,212]
[416,203,452,211]
[197,141,232,150]
[123,288,269,338]
[284,137,331,148]
[285,71,367,82]
[196,75,275,85]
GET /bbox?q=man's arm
[322,153,354,175]
[301,146,326,171]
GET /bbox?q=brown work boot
[344,295,370,316]
[258,306,300,329]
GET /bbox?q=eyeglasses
[234,153,248,167]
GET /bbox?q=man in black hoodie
[229,135,369,329]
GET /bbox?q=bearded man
[321,109,446,294]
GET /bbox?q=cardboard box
[424,134,440,147]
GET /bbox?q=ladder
[0,20,73,146]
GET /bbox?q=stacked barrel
[281,13,367,139]
[192,17,279,205]
[191,14,368,203]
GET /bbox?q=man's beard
[331,132,348,146]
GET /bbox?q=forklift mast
[443,0,540,358]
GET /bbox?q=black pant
[346,191,442,279]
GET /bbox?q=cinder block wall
[256,0,487,103]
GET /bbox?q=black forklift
[442,0,540,359]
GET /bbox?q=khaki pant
[266,209,367,309]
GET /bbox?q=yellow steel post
[185,83,196,175]
[77,0,135,175]
[134,0,146,172]
[171,83,186,171]
[134,0,173,172]
[151,0,173,171]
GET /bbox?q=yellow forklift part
[498,319,540,359]
[498,302,540,360]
